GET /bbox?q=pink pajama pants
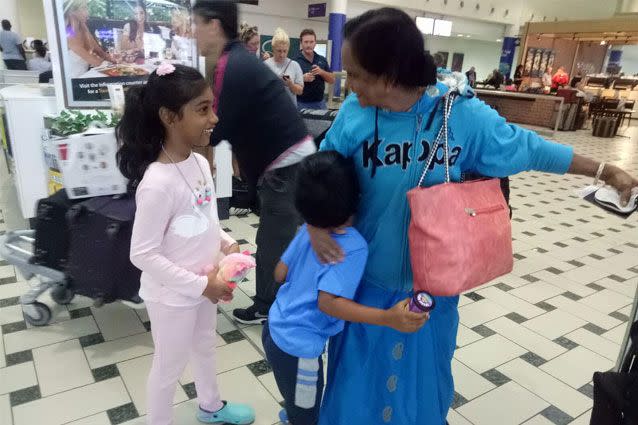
[145,300,223,425]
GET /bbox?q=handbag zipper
[464,204,505,217]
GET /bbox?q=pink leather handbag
[407,93,513,296]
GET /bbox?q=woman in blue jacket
[309,8,638,425]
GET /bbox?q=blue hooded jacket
[321,80,573,293]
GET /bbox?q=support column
[328,0,347,96]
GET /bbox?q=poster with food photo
[56,0,197,108]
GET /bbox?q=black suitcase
[66,195,140,303]
[31,190,82,271]
[590,321,638,425]
[593,116,618,138]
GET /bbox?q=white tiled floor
[0,124,637,424]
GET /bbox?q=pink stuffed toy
[202,252,256,303]
[217,252,256,289]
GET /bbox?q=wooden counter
[475,89,565,134]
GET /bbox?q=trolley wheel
[22,302,52,327]
[51,284,75,305]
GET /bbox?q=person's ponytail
[116,64,209,191]
[116,84,162,190]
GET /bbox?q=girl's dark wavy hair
[116,64,209,189]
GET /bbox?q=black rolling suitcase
[590,321,638,424]
[31,190,82,271]
[66,195,141,304]
[592,116,618,138]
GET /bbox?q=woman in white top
[264,28,304,107]
[27,42,52,73]
[64,0,113,77]
[120,0,148,61]
[542,66,553,93]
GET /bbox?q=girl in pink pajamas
[117,63,255,425]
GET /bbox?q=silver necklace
[161,145,212,206]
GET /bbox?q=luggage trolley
[0,230,75,326]
[0,130,139,326]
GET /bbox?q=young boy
[262,151,428,425]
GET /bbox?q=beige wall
[18,0,47,40]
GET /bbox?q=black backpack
[590,321,638,425]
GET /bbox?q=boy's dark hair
[295,151,360,228]
[343,8,437,88]
[193,0,238,40]
[116,64,209,189]
[1,20,11,31]
[299,28,316,41]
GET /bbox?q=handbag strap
[417,92,457,187]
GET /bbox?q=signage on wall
[308,3,327,18]
[54,0,198,108]
[498,37,518,77]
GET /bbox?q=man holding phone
[294,28,335,110]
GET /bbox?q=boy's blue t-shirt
[268,224,369,359]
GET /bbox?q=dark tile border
[464,292,485,302]
[583,323,606,336]
[520,351,547,367]
[480,369,511,386]
[69,307,93,319]
[107,402,139,425]
[553,336,578,350]
[471,324,496,338]
[0,296,20,307]
[92,364,120,382]
[505,312,528,324]
[451,391,468,409]
[5,349,33,367]
[9,385,41,407]
[247,359,272,377]
[578,383,594,399]
[535,301,557,312]
[1,320,27,334]
[79,333,105,348]
[220,330,246,344]
[562,292,582,301]
[182,382,197,400]
[540,405,574,425]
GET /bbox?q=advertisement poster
[56,0,197,108]
[498,37,518,77]
[547,52,556,72]
[523,48,535,77]
[451,53,464,72]
[539,50,550,76]
[436,51,449,69]
[531,49,543,78]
